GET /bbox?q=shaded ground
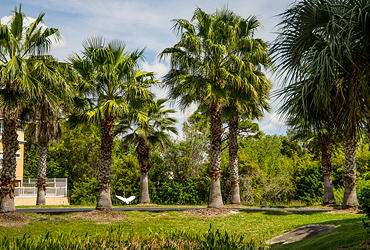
[326,208,363,214]
[184,208,239,218]
[338,239,370,249]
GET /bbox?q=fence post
[65,178,67,197]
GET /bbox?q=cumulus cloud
[141,60,170,80]
[260,112,287,134]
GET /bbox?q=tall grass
[0,224,265,250]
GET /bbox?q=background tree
[25,58,74,206]
[117,98,177,204]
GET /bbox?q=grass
[15,204,207,208]
[0,209,367,249]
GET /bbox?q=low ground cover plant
[0,225,262,250]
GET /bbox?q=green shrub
[69,174,98,205]
[294,162,323,204]
[359,187,370,231]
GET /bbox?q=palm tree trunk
[208,100,224,208]
[229,112,241,204]
[0,109,20,212]
[137,136,151,204]
[96,113,115,211]
[36,143,48,206]
[321,134,335,205]
[342,134,359,209]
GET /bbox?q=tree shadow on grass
[269,217,366,250]
[236,209,331,216]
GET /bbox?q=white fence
[14,178,68,198]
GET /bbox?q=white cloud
[141,60,170,80]
[260,112,287,133]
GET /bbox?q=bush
[359,187,370,231]
[69,175,98,205]
[294,162,323,204]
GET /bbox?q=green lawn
[0,209,367,249]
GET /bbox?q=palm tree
[27,109,61,205]
[26,60,73,206]
[69,37,153,211]
[160,7,265,208]
[0,5,62,212]
[117,98,177,204]
[276,75,341,205]
[222,17,271,204]
[272,0,370,208]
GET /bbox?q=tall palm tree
[160,7,265,208]
[222,17,271,204]
[0,5,62,212]
[26,59,74,206]
[69,37,153,211]
[117,98,177,204]
[276,74,341,205]
[272,0,370,208]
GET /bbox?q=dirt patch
[0,212,36,227]
[184,208,239,218]
[326,208,363,214]
[69,210,127,222]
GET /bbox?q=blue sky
[1,0,293,136]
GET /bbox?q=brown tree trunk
[137,136,151,204]
[36,144,48,206]
[321,134,335,205]
[342,134,359,209]
[96,113,115,211]
[208,100,224,208]
[0,109,20,212]
[229,111,241,204]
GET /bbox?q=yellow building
[0,122,25,187]
[0,123,69,206]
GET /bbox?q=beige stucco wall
[14,197,70,206]
[0,128,25,186]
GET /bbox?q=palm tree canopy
[0,5,62,109]
[272,0,370,136]
[117,98,178,150]
[69,37,154,124]
[160,7,270,110]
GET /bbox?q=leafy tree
[25,59,74,206]
[69,37,152,210]
[0,5,62,212]
[160,7,267,208]
[272,0,370,208]
[221,16,271,204]
[117,98,177,204]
